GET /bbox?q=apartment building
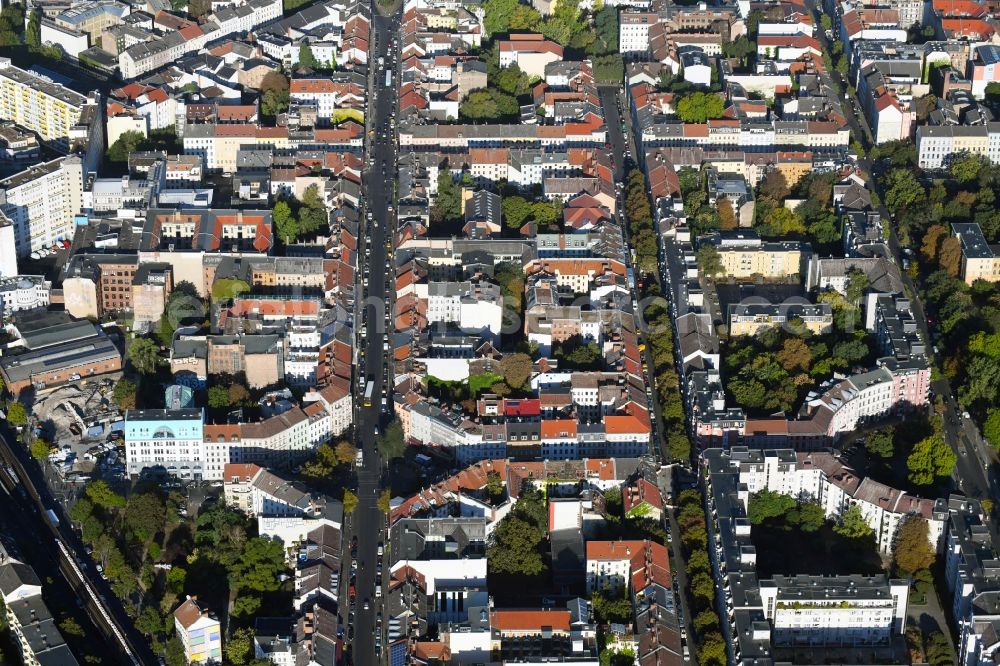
[55,1,130,43]
[0,156,84,257]
[497,34,564,78]
[125,409,206,479]
[237,407,311,473]
[489,609,575,661]
[759,575,909,647]
[942,496,1000,666]
[219,463,344,553]
[952,223,1000,285]
[0,59,94,149]
[0,553,80,666]
[289,75,367,122]
[585,539,667,596]
[710,448,947,553]
[0,275,51,316]
[390,559,489,629]
[728,302,833,336]
[424,280,504,336]
[701,231,808,280]
[118,0,282,79]
[703,448,916,663]
[971,44,1000,99]
[865,293,927,361]
[127,404,321,481]
[173,596,222,663]
[302,378,354,439]
[63,254,141,318]
[131,262,173,326]
[915,123,1000,169]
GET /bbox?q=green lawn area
[469,372,503,397]
[426,372,504,403]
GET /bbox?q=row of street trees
[675,489,725,666]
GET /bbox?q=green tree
[123,492,166,543]
[128,338,161,375]
[432,170,462,225]
[298,185,328,236]
[531,202,559,228]
[676,92,725,122]
[334,441,358,465]
[893,517,936,574]
[231,537,286,594]
[791,502,826,533]
[30,439,50,461]
[5,401,26,427]
[883,168,925,214]
[69,498,94,525]
[298,42,319,70]
[135,606,162,637]
[342,489,359,514]
[498,353,533,389]
[212,278,250,303]
[502,196,533,229]
[834,505,873,539]
[59,617,84,637]
[845,269,870,305]
[483,0,541,36]
[925,631,955,666]
[460,89,519,121]
[226,627,256,666]
[377,489,392,514]
[273,200,299,244]
[984,410,1000,449]
[761,206,806,235]
[591,590,633,624]
[26,9,40,47]
[696,244,724,278]
[157,312,175,348]
[495,65,531,97]
[85,480,125,509]
[593,5,619,51]
[108,131,146,163]
[378,420,406,460]
[722,35,755,62]
[666,427,691,462]
[164,636,186,666]
[207,386,231,409]
[0,5,24,47]
[260,72,290,119]
[699,633,727,666]
[693,609,719,634]
[951,153,985,183]
[486,470,505,500]
[907,435,956,486]
[747,490,797,525]
[489,515,545,575]
[691,572,715,606]
[866,429,895,458]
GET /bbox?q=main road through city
[351,4,402,665]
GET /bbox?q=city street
[350,5,402,665]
